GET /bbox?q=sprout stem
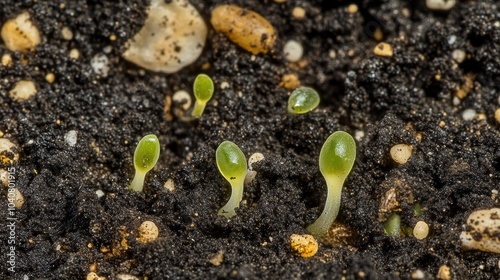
[307,175,345,239]
[218,178,244,218]
[191,100,207,118]
[129,170,146,192]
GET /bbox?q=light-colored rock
[137,221,159,243]
[1,11,41,52]
[9,80,37,102]
[122,0,207,73]
[211,5,276,55]
[460,208,500,253]
[426,0,457,11]
[284,40,303,62]
[0,139,19,166]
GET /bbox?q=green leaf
[287,87,320,114]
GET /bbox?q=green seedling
[384,213,401,237]
[216,141,247,218]
[307,131,356,239]
[287,87,320,114]
[192,74,214,118]
[128,134,160,192]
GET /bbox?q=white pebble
[95,189,105,198]
[64,130,78,147]
[451,49,465,63]
[460,208,500,253]
[172,90,192,110]
[220,82,229,90]
[452,96,460,106]
[9,80,37,102]
[245,153,265,184]
[354,130,365,141]
[447,35,456,45]
[91,53,110,77]
[122,0,207,73]
[462,109,476,121]
[426,0,457,11]
[283,40,303,62]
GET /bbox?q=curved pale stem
[128,170,146,192]
[307,176,345,239]
[191,100,207,118]
[218,180,244,218]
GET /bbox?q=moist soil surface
[1,0,500,279]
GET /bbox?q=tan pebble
[45,73,56,83]
[290,233,318,258]
[89,261,97,272]
[0,138,20,166]
[455,73,475,99]
[390,144,412,164]
[86,272,100,280]
[413,221,429,240]
[437,265,451,280]
[69,49,80,60]
[279,73,301,89]
[9,80,37,102]
[109,34,117,41]
[61,26,73,40]
[116,274,140,280]
[137,221,159,243]
[494,108,500,124]
[1,53,13,67]
[347,4,358,14]
[374,42,393,57]
[1,11,41,52]
[208,250,224,266]
[292,7,306,20]
[164,95,173,121]
[274,0,287,3]
[438,121,445,127]
[211,5,276,55]
[373,28,384,41]
[164,178,175,192]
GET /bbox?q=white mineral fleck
[91,53,110,77]
[122,0,207,73]
[462,109,476,121]
[64,130,78,147]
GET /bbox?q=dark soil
[1,0,500,279]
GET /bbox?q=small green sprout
[191,74,214,118]
[216,141,247,218]
[383,213,401,237]
[307,131,356,239]
[128,134,160,192]
[287,87,320,114]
